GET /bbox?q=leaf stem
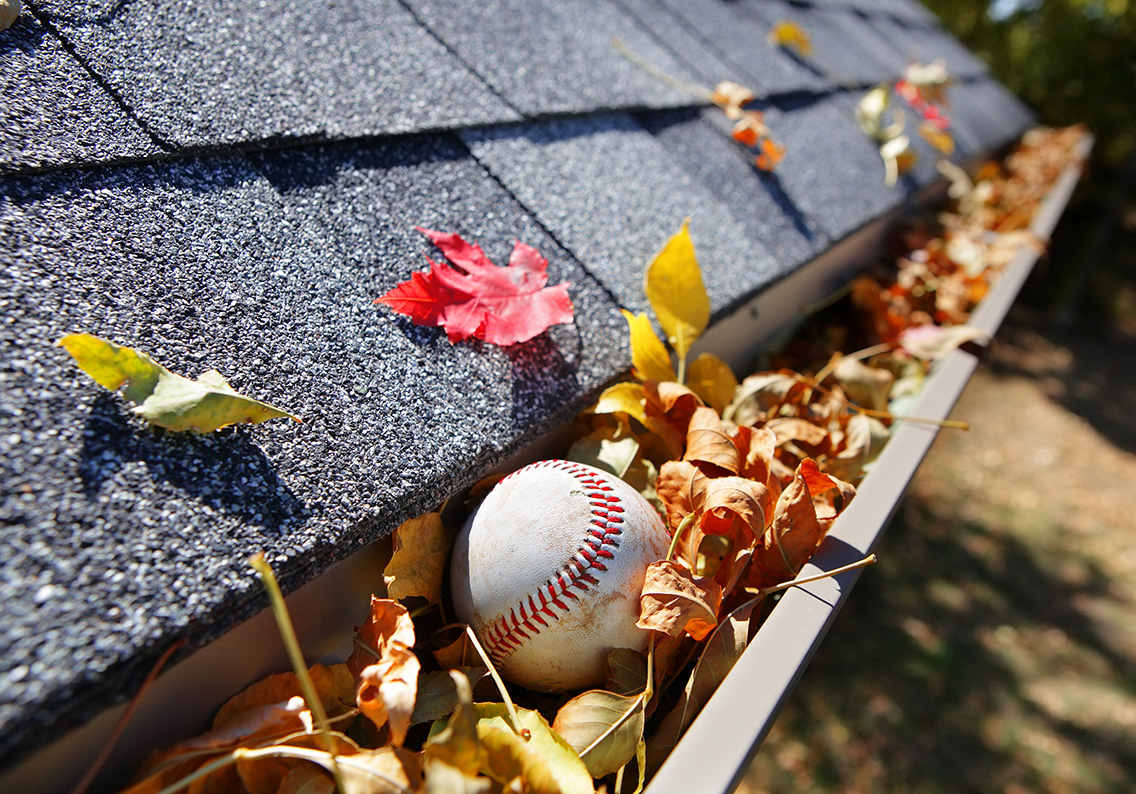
[754,554,878,596]
[249,553,346,794]
[463,625,526,738]
[611,39,715,102]
[665,513,697,563]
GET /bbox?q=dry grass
[739,308,1136,793]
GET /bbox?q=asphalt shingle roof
[1,0,1034,772]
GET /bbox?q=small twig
[612,39,714,102]
[463,625,526,738]
[752,554,878,597]
[71,638,186,794]
[250,553,346,794]
[665,512,697,563]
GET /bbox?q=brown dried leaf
[682,406,738,475]
[655,459,707,534]
[744,460,852,589]
[730,425,777,488]
[644,380,703,456]
[384,512,454,605]
[349,597,420,746]
[832,356,894,412]
[212,663,356,732]
[724,370,806,426]
[604,648,648,697]
[637,560,723,641]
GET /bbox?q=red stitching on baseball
[481,460,628,663]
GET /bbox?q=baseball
[450,460,671,692]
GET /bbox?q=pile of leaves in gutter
[118,125,1087,794]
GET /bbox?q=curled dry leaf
[898,323,989,361]
[57,333,300,433]
[384,512,454,605]
[825,413,890,483]
[567,426,641,479]
[644,380,703,456]
[637,560,723,641]
[682,406,739,475]
[552,689,646,780]
[744,460,855,589]
[656,459,707,533]
[832,356,895,413]
[724,370,806,426]
[349,597,420,746]
[236,731,361,794]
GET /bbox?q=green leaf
[644,220,710,375]
[57,332,299,432]
[473,705,593,794]
[552,690,645,779]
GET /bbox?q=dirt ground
[739,306,1136,793]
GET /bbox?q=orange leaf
[638,560,724,641]
[644,379,704,457]
[656,459,707,533]
[349,596,420,746]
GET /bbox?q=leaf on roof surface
[768,20,812,57]
[377,228,574,346]
[56,333,300,433]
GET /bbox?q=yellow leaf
[474,706,594,794]
[592,381,648,427]
[644,220,710,374]
[919,121,956,155]
[384,512,454,605]
[57,333,300,432]
[686,353,739,414]
[768,20,813,57]
[552,689,645,779]
[621,310,676,383]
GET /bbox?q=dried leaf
[825,414,890,483]
[298,746,423,794]
[412,667,488,727]
[424,670,486,777]
[376,228,573,346]
[637,560,723,641]
[898,324,989,361]
[622,309,676,382]
[384,512,454,605]
[710,81,756,115]
[730,425,777,488]
[567,426,641,479]
[645,597,762,774]
[552,689,645,779]
[591,381,648,427]
[644,380,703,456]
[276,765,337,794]
[768,20,812,56]
[745,460,851,589]
[644,220,710,367]
[473,705,594,794]
[919,121,955,155]
[604,648,648,697]
[349,597,420,746]
[236,732,360,794]
[57,333,300,433]
[1,0,21,32]
[685,352,739,415]
[832,356,895,413]
[213,663,356,731]
[682,406,739,475]
[423,758,492,794]
[724,371,805,426]
[655,459,706,532]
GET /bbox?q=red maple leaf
[376,228,574,346]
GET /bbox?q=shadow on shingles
[78,393,308,528]
[250,135,470,193]
[0,13,46,55]
[31,0,139,25]
[507,329,584,429]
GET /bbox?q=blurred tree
[922,0,1136,330]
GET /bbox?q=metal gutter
[645,135,1093,794]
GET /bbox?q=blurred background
[741,2,1136,791]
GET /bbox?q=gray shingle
[753,92,909,241]
[463,114,781,321]
[402,0,702,115]
[0,136,627,757]
[869,15,989,79]
[736,0,900,87]
[0,14,158,173]
[32,0,520,148]
[653,0,832,96]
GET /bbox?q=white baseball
[450,460,671,692]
